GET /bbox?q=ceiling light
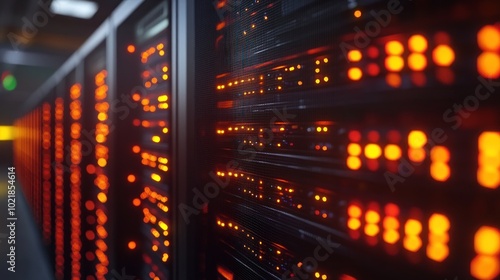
[50,0,98,19]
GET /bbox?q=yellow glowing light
[383,229,400,244]
[151,173,161,182]
[354,10,362,18]
[97,113,108,121]
[405,219,422,235]
[323,76,329,82]
[430,162,450,182]
[404,235,422,252]
[385,56,404,72]
[347,205,362,218]
[471,255,500,280]
[478,25,500,52]
[159,221,168,231]
[364,224,379,236]
[385,41,404,56]
[426,242,449,262]
[383,217,399,229]
[479,132,500,154]
[429,214,450,234]
[364,144,382,159]
[348,50,362,62]
[152,136,161,143]
[408,130,427,148]
[478,52,500,79]
[0,126,13,141]
[431,146,450,162]
[478,168,500,189]
[408,34,428,53]
[475,226,500,255]
[348,67,363,81]
[97,158,107,167]
[384,144,402,160]
[408,53,427,71]
[408,148,426,163]
[429,233,450,244]
[432,45,455,67]
[347,218,361,230]
[478,132,500,188]
[347,156,361,170]
[365,210,380,224]
[97,192,107,203]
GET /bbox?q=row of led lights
[93,70,110,280]
[54,97,65,279]
[215,218,303,276]
[127,42,166,64]
[347,200,500,279]
[218,169,333,219]
[216,33,454,91]
[221,126,498,189]
[69,84,83,279]
[217,124,328,135]
[41,103,52,242]
[346,129,451,182]
[145,206,170,263]
[143,66,169,89]
[347,202,450,262]
[217,23,499,93]
[130,43,171,262]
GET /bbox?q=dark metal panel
[172,0,196,279]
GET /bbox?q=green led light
[3,75,17,91]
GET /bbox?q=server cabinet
[116,1,172,279]
[12,1,174,279]
[201,0,500,279]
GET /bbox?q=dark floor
[0,142,53,280]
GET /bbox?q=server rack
[116,2,172,279]
[10,0,500,279]
[12,1,184,279]
[202,0,500,279]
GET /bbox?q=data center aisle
[0,142,53,280]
